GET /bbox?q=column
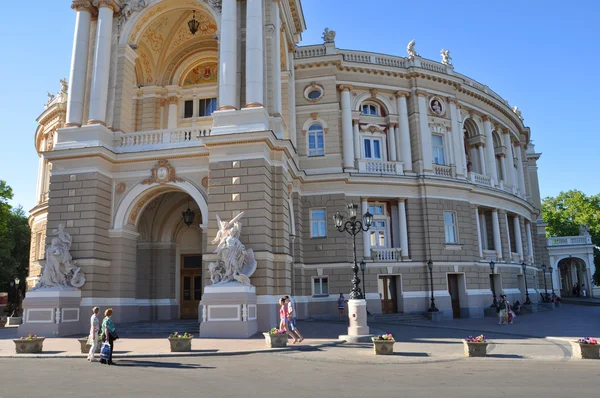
[388,124,397,161]
[245,0,264,107]
[218,0,237,110]
[449,99,465,176]
[480,211,488,250]
[398,200,409,259]
[362,199,370,259]
[395,92,412,171]
[167,97,179,129]
[515,143,527,196]
[65,2,94,127]
[87,0,118,125]
[525,221,534,262]
[416,91,433,171]
[499,155,507,184]
[503,131,516,188]
[504,213,512,255]
[491,210,502,259]
[475,207,483,258]
[35,152,45,203]
[340,86,355,170]
[477,144,487,175]
[270,0,282,115]
[353,119,360,160]
[513,216,523,261]
[482,116,498,185]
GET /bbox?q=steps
[369,312,430,324]
[560,298,600,307]
[117,319,198,337]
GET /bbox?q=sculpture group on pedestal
[33,224,86,290]
[208,212,257,285]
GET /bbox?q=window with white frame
[361,103,378,116]
[444,211,458,244]
[308,124,325,157]
[368,204,390,248]
[363,137,383,160]
[432,134,446,165]
[182,97,217,118]
[310,209,327,238]
[312,277,329,296]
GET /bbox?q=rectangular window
[370,220,388,248]
[183,100,194,118]
[198,98,217,117]
[363,138,383,160]
[444,211,458,244]
[310,209,327,238]
[313,277,329,296]
[432,134,446,165]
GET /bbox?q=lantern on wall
[188,10,200,35]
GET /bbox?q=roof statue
[512,106,523,120]
[208,212,257,285]
[60,78,68,93]
[322,28,336,44]
[407,40,419,58]
[441,49,452,65]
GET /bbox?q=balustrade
[433,164,455,178]
[358,160,403,175]
[371,248,402,262]
[547,236,592,246]
[469,172,492,186]
[113,125,211,153]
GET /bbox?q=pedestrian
[576,283,581,297]
[100,308,118,365]
[582,284,587,297]
[337,293,346,320]
[285,295,304,343]
[513,301,521,315]
[497,296,507,325]
[279,298,297,344]
[505,297,514,324]
[87,306,100,362]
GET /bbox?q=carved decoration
[429,97,446,117]
[141,159,184,185]
[304,82,324,103]
[369,88,377,98]
[183,62,218,86]
[115,182,127,194]
[118,0,148,31]
[204,0,222,13]
[201,176,209,188]
[322,28,335,43]
[311,112,318,120]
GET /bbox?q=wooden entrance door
[447,274,460,319]
[379,275,398,314]
[180,255,202,319]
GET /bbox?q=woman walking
[279,298,297,344]
[87,307,100,362]
[100,308,118,365]
[337,293,347,321]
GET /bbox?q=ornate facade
[26,0,577,335]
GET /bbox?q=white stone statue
[407,40,419,58]
[60,78,68,94]
[512,106,523,120]
[579,224,590,236]
[322,28,336,44]
[33,224,86,290]
[45,92,55,107]
[208,212,257,285]
[441,49,452,65]
[118,0,148,30]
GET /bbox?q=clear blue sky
[1,0,599,213]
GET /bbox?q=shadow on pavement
[486,354,525,359]
[392,352,429,357]
[112,359,216,369]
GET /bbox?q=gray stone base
[483,307,499,317]
[339,334,374,343]
[18,289,85,337]
[522,303,538,313]
[7,317,22,326]
[199,284,258,338]
[425,311,447,322]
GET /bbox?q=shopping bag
[100,342,111,360]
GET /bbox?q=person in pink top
[279,297,297,344]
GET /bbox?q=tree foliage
[0,180,30,292]
[542,190,600,285]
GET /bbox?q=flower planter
[463,341,488,357]
[372,339,395,355]
[13,338,45,354]
[263,332,288,348]
[572,342,600,359]
[78,338,101,354]
[168,337,193,352]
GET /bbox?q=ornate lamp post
[427,260,438,312]
[12,277,20,317]
[521,262,532,305]
[360,260,367,300]
[489,261,498,308]
[333,203,373,300]
[541,264,549,302]
[549,266,555,297]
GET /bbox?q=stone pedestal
[339,299,372,343]
[210,107,270,136]
[6,317,22,326]
[199,284,258,338]
[18,289,84,337]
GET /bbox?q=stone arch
[301,116,329,135]
[113,180,208,231]
[353,92,394,115]
[463,118,480,138]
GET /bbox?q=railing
[113,125,211,153]
[419,59,447,74]
[340,50,408,68]
[469,172,492,186]
[433,164,455,178]
[294,45,326,58]
[371,248,402,262]
[357,160,404,175]
[547,236,593,246]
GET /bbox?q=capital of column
[395,91,410,98]
[167,96,179,105]
[92,0,120,12]
[481,115,491,123]
[352,118,360,125]
[414,90,429,97]
[71,0,96,14]
[339,84,353,92]
[446,96,459,105]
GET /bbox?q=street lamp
[541,264,549,302]
[333,203,373,300]
[549,266,555,297]
[427,260,438,312]
[490,261,498,308]
[360,260,367,300]
[521,262,532,304]
[11,277,20,317]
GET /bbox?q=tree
[542,190,600,286]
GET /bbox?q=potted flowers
[13,334,45,354]
[263,328,288,348]
[464,335,488,357]
[77,337,101,354]
[572,337,599,359]
[168,332,194,352]
[372,334,395,355]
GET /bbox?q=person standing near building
[285,296,304,343]
[87,307,100,362]
[100,308,118,365]
[337,293,347,320]
[497,296,507,325]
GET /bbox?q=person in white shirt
[285,295,304,342]
[87,307,100,362]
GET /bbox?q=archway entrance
[558,257,588,297]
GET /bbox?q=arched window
[362,103,378,116]
[308,124,325,157]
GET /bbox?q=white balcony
[547,236,592,246]
[433,164,456,178]
[357,160,403,175]
[113,124,212,153]
[371,248,402,262]
[469,172,492,187]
